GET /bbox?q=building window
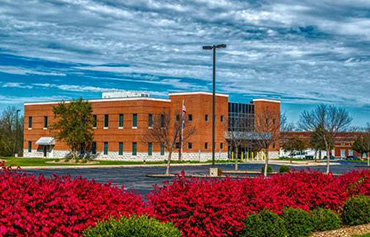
[80,143,85,155]
[119,142,123,155]
[273,119,276,126]
[205,142,208,149]
[92,142,96,155]
[161,114,165,128]
[119,114,124,128]
[188,143,192,149]
[160,143,165,155]
[104,114,109,128]
[103,142,108,155]
[341,149,346,157]
[349,150,353,156]
[176,114,180,122]
[148,143,153,156]
[43,116,48,129]
[148,114,153,128]
[272,143,276,149]
[93,115,97,128]
[28,116,32,129]
[221,115,224,122]
[205,114,209,122]
[28,141,32,153]
[220,142,224,150]
[132,114,137,128]
[132,142,137,156]
[176,142,180,149]
[188,114,193,121]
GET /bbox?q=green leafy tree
[281,135,306,163]
[352,134,370,166]
[0,106,23,157]
[51,98,94,159]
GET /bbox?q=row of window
[27,141,224,155]
[28,113,225,129]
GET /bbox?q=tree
[281,135,306,163]
[0,107,23,157]
[142,110,196,175]
[352,133,370,166]
[309,126,327,162]
[50,98,94,159]
[299,105,352,174]
[254,109,286,177]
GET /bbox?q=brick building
[281,131,367,158]
[23,92,280,161]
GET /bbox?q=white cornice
[168,91,229,97]
[253,99,280,103]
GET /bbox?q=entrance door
[43,146,47,157]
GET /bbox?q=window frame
[103,142,108,155]
[119,142,123,155]
[132,114,138,128]
[119,114,124,128]
[104,114,109,129]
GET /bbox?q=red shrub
[0,163,145,236]
[147,170,370,237]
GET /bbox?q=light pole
[202,44,226,166]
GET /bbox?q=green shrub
[241,209,288,237]
[281,208,314,237]
[83,215,181,237]
[279,166,290,173]
[311,208,341,231]
[261,165,273,174]
[343,195,370,226]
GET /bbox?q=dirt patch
[311,223,370,237]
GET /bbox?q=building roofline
[24,97,171,106]
[168,91,229,97]
[253,98,280,103]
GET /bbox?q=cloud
[0,0,369,125]
[2,82,33,89]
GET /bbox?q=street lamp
[202,44,226,166]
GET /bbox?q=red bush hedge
[0,163,145,236]
[147,170,370,237]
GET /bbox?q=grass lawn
[0,157,234,167]
[355,234,370,237]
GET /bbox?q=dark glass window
[119,142,123,155]
[93,115,97,127]
[148,114,153,127]
[80,143,85,155]
[220,143,224,149]
[28,116,32,129]
[103,142,108,155]
[28,141,32,152]
[205,142,208,149]
[176,142,180,149]
[92,142,96,155]
[220,115,224,122]
[132,142,137,156]
[160,114,165,128]
[176,114,180,121]
[104,114,109,128]
[188,114,192,121]
[160,143,165,155]
[188,143,192,149]
[148,143,152,156]
[119,114,124,128]
[43,116,48,128]
[132,114,137,128]
[205,114,209,122]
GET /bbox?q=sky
[0,0,369,127]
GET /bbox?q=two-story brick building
[23,91,280,161]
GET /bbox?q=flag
[182,100,186,129]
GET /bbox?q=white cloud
[2,82,33,89]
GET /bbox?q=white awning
[35,137,55,146]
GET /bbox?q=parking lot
[26,162,369,196]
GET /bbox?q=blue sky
[0,0,369,127]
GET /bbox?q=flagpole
[180,100,185,162]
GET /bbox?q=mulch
[311,223,370,237]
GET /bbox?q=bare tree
[0,106,23,157]
[142,110,196,175]
[299,105,352,174]
[254,110,286,177]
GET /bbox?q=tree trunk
[235,150,239,171]
[367,152,369,167]
[326,148,330,174]
[264,149,269,177]
[166,151,173,175]
[290,153,293,164]
[314,150,317,163]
